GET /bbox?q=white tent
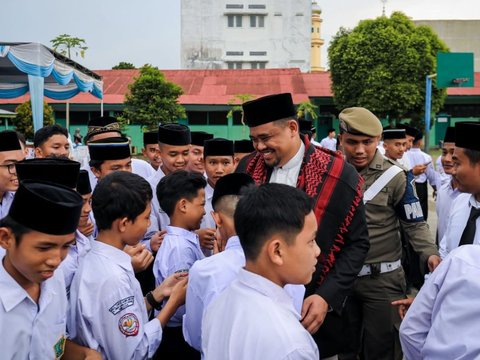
[0,42,103,132]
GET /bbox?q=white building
[181,0,312,72]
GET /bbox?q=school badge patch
[118,313,140,337]
[53,335,66,359]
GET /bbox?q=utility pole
[381,0,387,16]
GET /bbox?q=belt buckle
[370,263,381,277]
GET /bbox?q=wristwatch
[146,291,162,310]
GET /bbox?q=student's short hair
[214,195,241,218]
[234,183,313,261]
[92,171,152,231]
[328,128,335,134]
[0,216,31,244]
[33,124,68,148]
[16,131,26,146]
[463,148,480,165]
[156,170,206,217]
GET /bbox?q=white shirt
[59,230,93,290]
[270,141,305,187]
[153,226,205,327]
[200,182,215,229]
[400,245,480,360]
[202,268,319,360]
[0,261,68,360]
[0,191,14,219]
[436,179,461,242]
[439,193,480,259]
[68,241,162,360]
[319,136,337,151]
[404,148,437,186]
[147,166,169,232]
[184,236,306,351]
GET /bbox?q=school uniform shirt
[183,236,306,351]
[270,141,305,187]
[404,148,437,186]
[68,241,162,359]
[59,230,93,290]
[400,245,480,360]
[0,191,15,219]
[0,262,68,360]
[319,136,337,151]
[202,268,319,360]
[153,226,205,327]
[146,166,168,233]
[199,182,215,230]
[436,179,461,242]
[439,193,480,259]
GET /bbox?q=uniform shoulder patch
[109,296,135,315]
[53,335,66,359]
[118,313,140,337]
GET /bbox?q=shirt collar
[276,141,305,171]
[205,183,214,200]
[0,259,58,312]
[91,241,133,272]
[225,235,241,251]
[360,150,384,175]
[237,268,299,317]
[469,194,480,209]
[166,226,199,245]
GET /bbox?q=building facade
[181,0,312,72]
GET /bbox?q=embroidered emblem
[109,296,135,315]
[118,313,140,337]
[53,335,66,359]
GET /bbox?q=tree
[112,62,136,70]
[297,101,319,120]
[50,34,88,58]
[119,64,186,129]
[328,12,449,130]
[227,94,255,125]
[14,101,55,140]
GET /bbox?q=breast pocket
[365,190,390,227]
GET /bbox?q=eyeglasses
[0,163,16,174]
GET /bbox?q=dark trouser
[135,260,156,296]
[340,267,406,360]
[154,326,200,360]
[415,182,428,221]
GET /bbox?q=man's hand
[427,254,441,272]
[412,164,427,176]
[125,244,154,273]
[301,294,329,334]
[150,230,167,253]
[78,221,94,237]
[391,297,414,320]
[152,271,188,302]
[168,277,188,307]
[196,228,216,250]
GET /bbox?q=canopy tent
[0,42,103,132]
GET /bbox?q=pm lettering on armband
[403,202,423,220]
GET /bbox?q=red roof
[0,68,478,106]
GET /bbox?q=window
[248,4,266,9]
[226,4,243,9]
[226,51,244,56]
[232,111,243,125]
[249,51,267,56]
[187,111,208,125]
[250,15,265,27]
[227,62,243,69]
[251,62,266,69]
[209,111,228,125]
[227,14,243,27]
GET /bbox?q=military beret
[158,124,191,146]
[212,173,255,210]
[88,137,131,161]
[9,180,83,235]
[455,122,480,151]
[0,131,21,152]
[382,129,406,140]
[443,127,455,143]
[15,158,81,189]
[204,138,234,157]
[191,131,214,147]
[338,107,382,137]
[242,93,296,127]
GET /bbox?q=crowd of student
[1,92,480,360]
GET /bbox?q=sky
[1,0,478,71]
